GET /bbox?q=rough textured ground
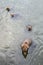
[0,0,43,65]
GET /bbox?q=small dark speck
[10,13,21,19]
[11,14,14,18]
[6,7,10,12]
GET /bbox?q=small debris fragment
[10,14,14,17]
[26,25,32,31]
[6,7,10,12]
[21,39,32,58]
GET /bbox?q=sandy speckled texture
[0,0,43,65]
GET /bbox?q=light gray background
[0,0,43,65]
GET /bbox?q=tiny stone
[6,7,10,12]
[26,25,32,31]
[11,14,14,17]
